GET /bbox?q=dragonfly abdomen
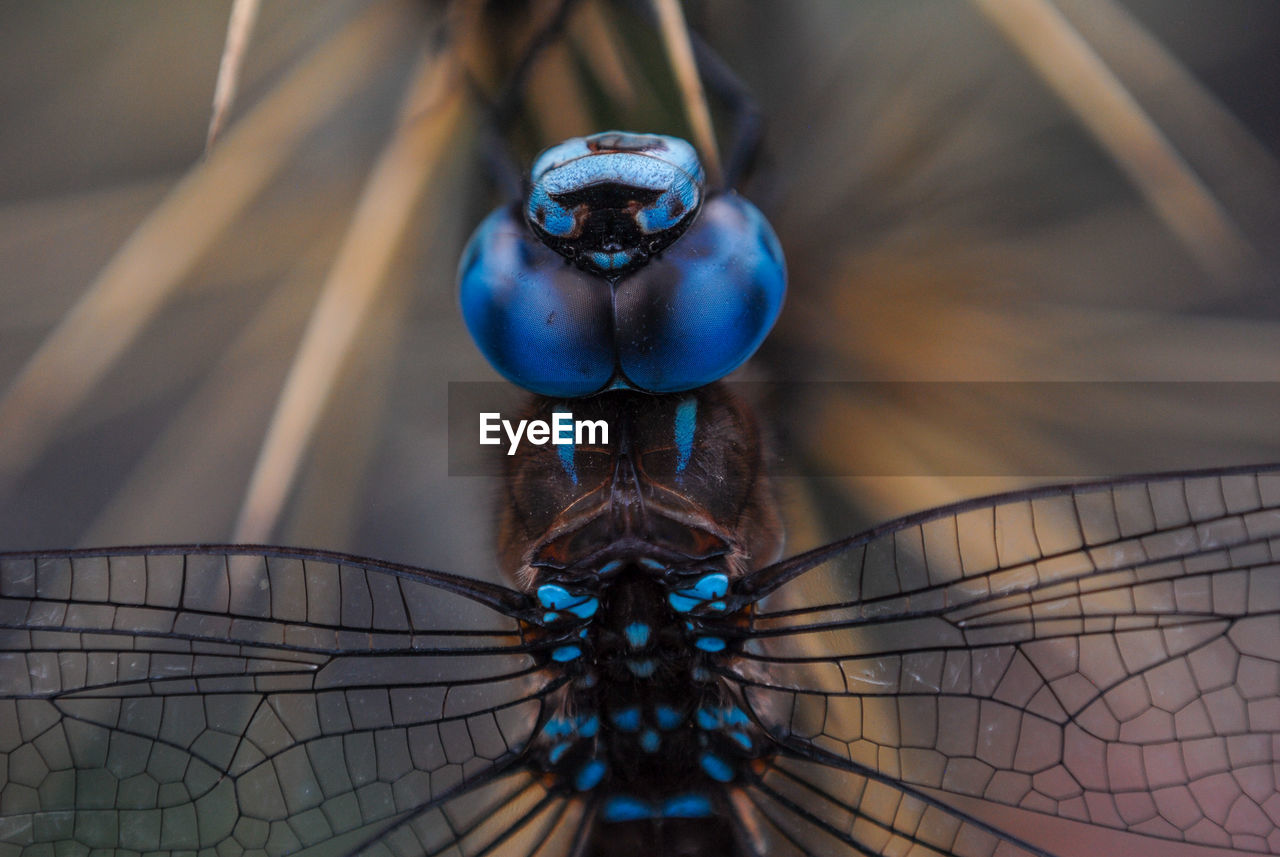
[528,566,765,854]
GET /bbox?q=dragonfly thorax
[497,387,783,589]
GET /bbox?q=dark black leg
[469,0,586,201]
[619,0,763,191]
[686,26,762,190]
[468,0,761,196]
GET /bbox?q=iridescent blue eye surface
[458,131,786,398]
[458,207,616,398]
[612,194,785,394]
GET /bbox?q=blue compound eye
[458,132,786,397]
[613,194,785,393]
[525,132,705,277]
[458,207,615,398]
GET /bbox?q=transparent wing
[0,547,574,857]
[733,754,1052,857]
[728,465,1280,856]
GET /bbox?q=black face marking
[530,183,698,277]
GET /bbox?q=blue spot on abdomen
[575,759,607,791]
[699,753,734,783]
[623,622,651,648]
[640,729,661,753]
[601,795,651,822]
[662,793,714,818]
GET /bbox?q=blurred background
[0,0,1277,580]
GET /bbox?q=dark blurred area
[0,0,1277,578]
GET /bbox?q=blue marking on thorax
[548,741,571,764]
[554,410,578,484]
[537,584,572,608]
[579,714,599,737]
[640,729,661,753]
[674,396,697,472]
[695,637,725,652]
[699,753,734,783]
[694,574,728,599]
[623,622,651,648]
[575,759,607,791]
[668,573,730,613]
[695,708,718,730]
[668,591,700,613]
[662,794,714,818]
[728,731,753,751]
[552,645,582,662]
[536,584,598,619]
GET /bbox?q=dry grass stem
[0,2,408,490]
[233,35,468,542]
[206,0,262,151]
[971,0,1261,283]
[652,0,721,186]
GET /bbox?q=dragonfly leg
[686,27,762,191]
[468,0,586,201]
[619,0,762,190]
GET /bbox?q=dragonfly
[2,2,1279,856]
